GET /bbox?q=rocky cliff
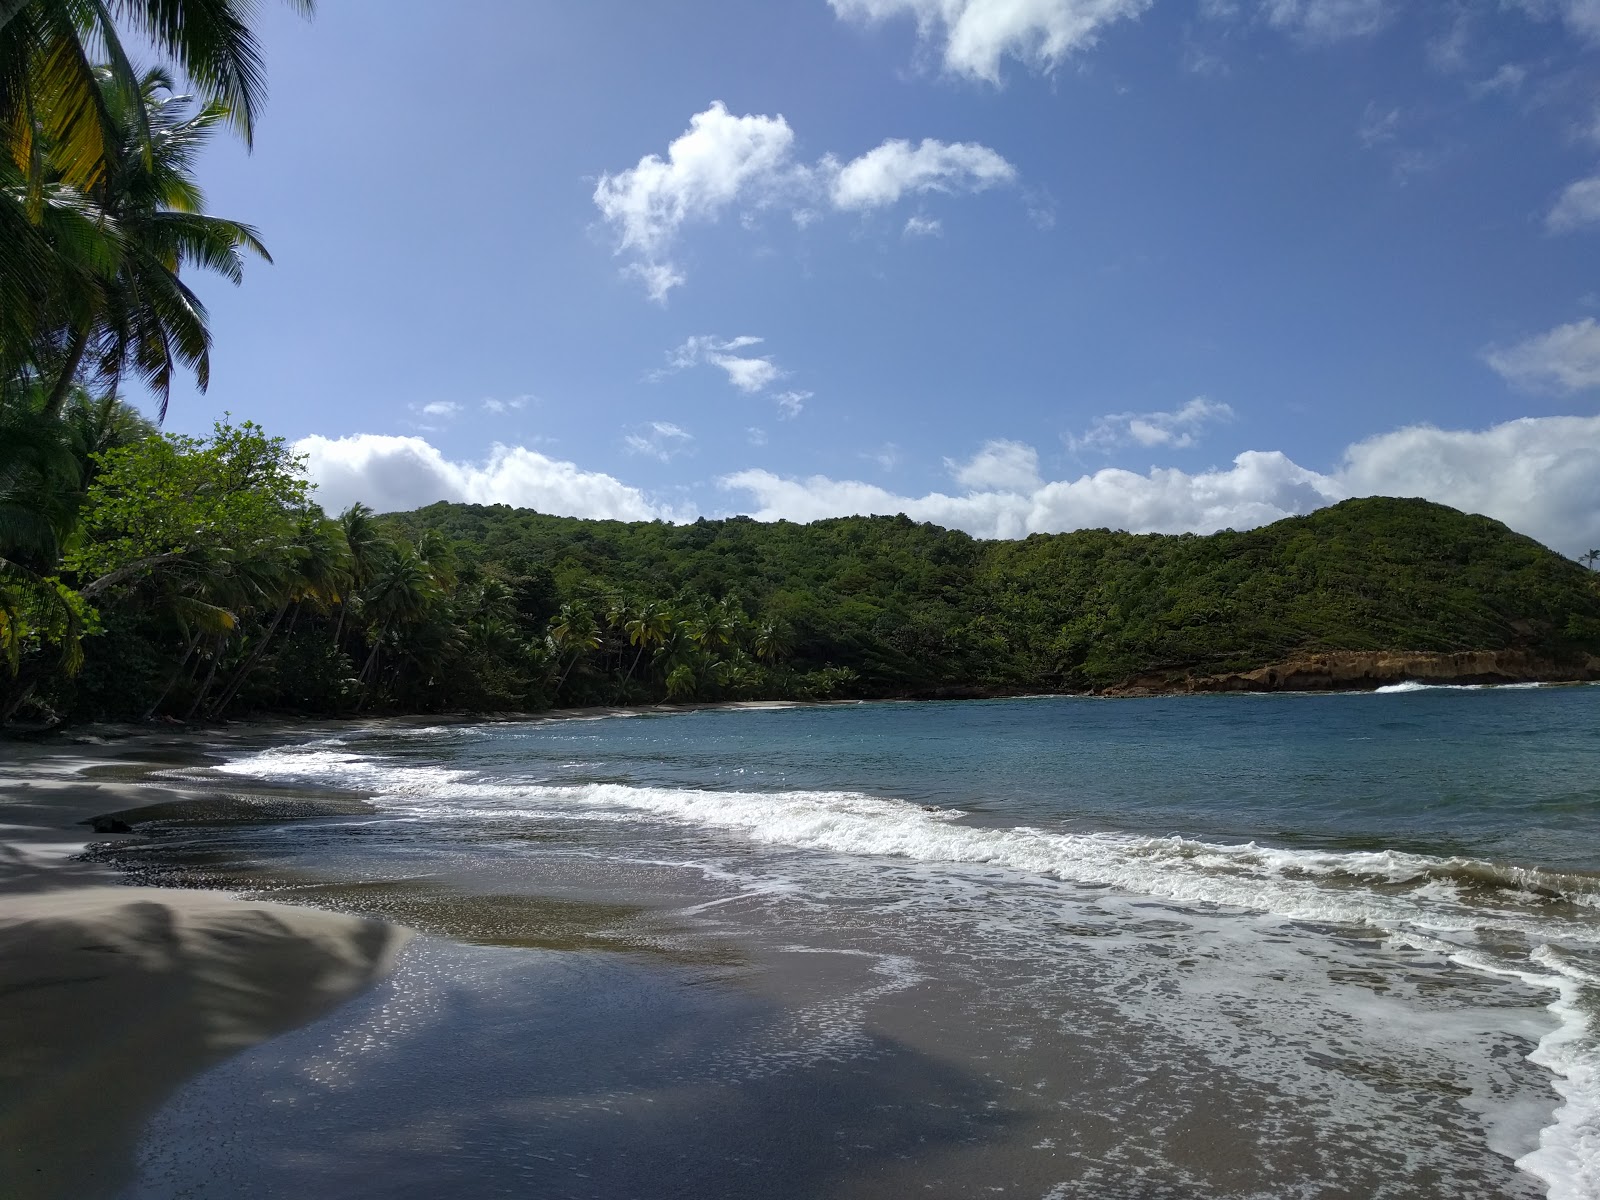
[1101,650,1600,697]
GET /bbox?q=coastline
[0,699,1586,1198]
[4,649,1595,746]
[0,734,412,1200]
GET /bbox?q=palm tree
[622,601,672,684]
[547,601,600,694]
[43,68,271,418]
[753,619,792,665]
[0,0,312,194]
[333,502,383,647]
[61,386,154,476]
[357,541,436,699]
[1581,549,1600,571]
[208,509,348,716]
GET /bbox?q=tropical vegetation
[4,0,1599,729]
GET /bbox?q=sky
[150,0,1600,553]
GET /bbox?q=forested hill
[385,496,1600,697]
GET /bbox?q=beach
[2,692,1596,1199]
[0,731,411,1200]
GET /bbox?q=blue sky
[153,0,1600,551]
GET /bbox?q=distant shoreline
[7,647,1598,742]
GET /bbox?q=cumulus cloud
[593,103,796,302]
[594,102,1017,297]
[295,415,1600,557]
[1485,319,1600,391]
[828,0,1152,81]
[1067,397,1235,452]
[948,439,1041,490]
[665,334,784,394]
[1547,175,1600,233]
[830,139,1016,210]
[295,434,673,522]
[624,421,693,462]
[721,414,1600,554]
[721,451,1331,541]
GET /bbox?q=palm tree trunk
[144,628,204,720]
[358,623,387,686]
[210,597,291,717]
[555,647,584,693]
[185,636,225,719]
[624,643,645,684]
[42,323,92,421]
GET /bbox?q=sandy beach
[2,702,1585,1200]
[0,731,412,1200]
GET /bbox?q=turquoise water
[125,687,1600,1198]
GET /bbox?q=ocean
[108,687,1599,1199]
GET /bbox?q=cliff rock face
[1103,650,1600,697]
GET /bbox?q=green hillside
[384,496,1600,698]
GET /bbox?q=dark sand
[1,720,1559,1200]
[0,733,410,1200]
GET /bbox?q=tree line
[6,2,1600,727]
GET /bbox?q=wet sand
[0,732,410,1200]
[0,719,1566,1199]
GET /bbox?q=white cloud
[624,421,694,462]
[948,439,1041,490]
[830,139,1017,210]
[295,434,673,521]
[1067,397,1235,452]
[722,451,1331,541]
[593,102,796,302]
[1337,418,1600,554]
[481,395,530,415]
[1510,0,1600,41]
[594,103,1017,297]
[903,214,943,237]
[1474,63,1527,95]
[1357,103,1400,148]
[828,0,1152,82]
[1547,175,1600,233]
[773,390,811,418]
[747,427,769,447]
[418,401,460,418]
[722,414,1600,554]
[1485,319,1600,391]
[865,443,903,471]
[1261,0,1394,42]
[298,416,1600,556]
[666,334,784,394]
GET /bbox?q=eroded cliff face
[1103,650,1600,697]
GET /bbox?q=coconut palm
[0,0,312,194]
[548,601,601,694]
[358,541,436,695]
[622,601,673,684]
[753,619,792,665]
[42,67,271,418]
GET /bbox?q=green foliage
[384,497,1600,695]
[5,400,1600,725]
[68,417,307,583]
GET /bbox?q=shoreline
[0,699,1588,1197]
[9,649,1597,743]
[0,736,412,1200]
